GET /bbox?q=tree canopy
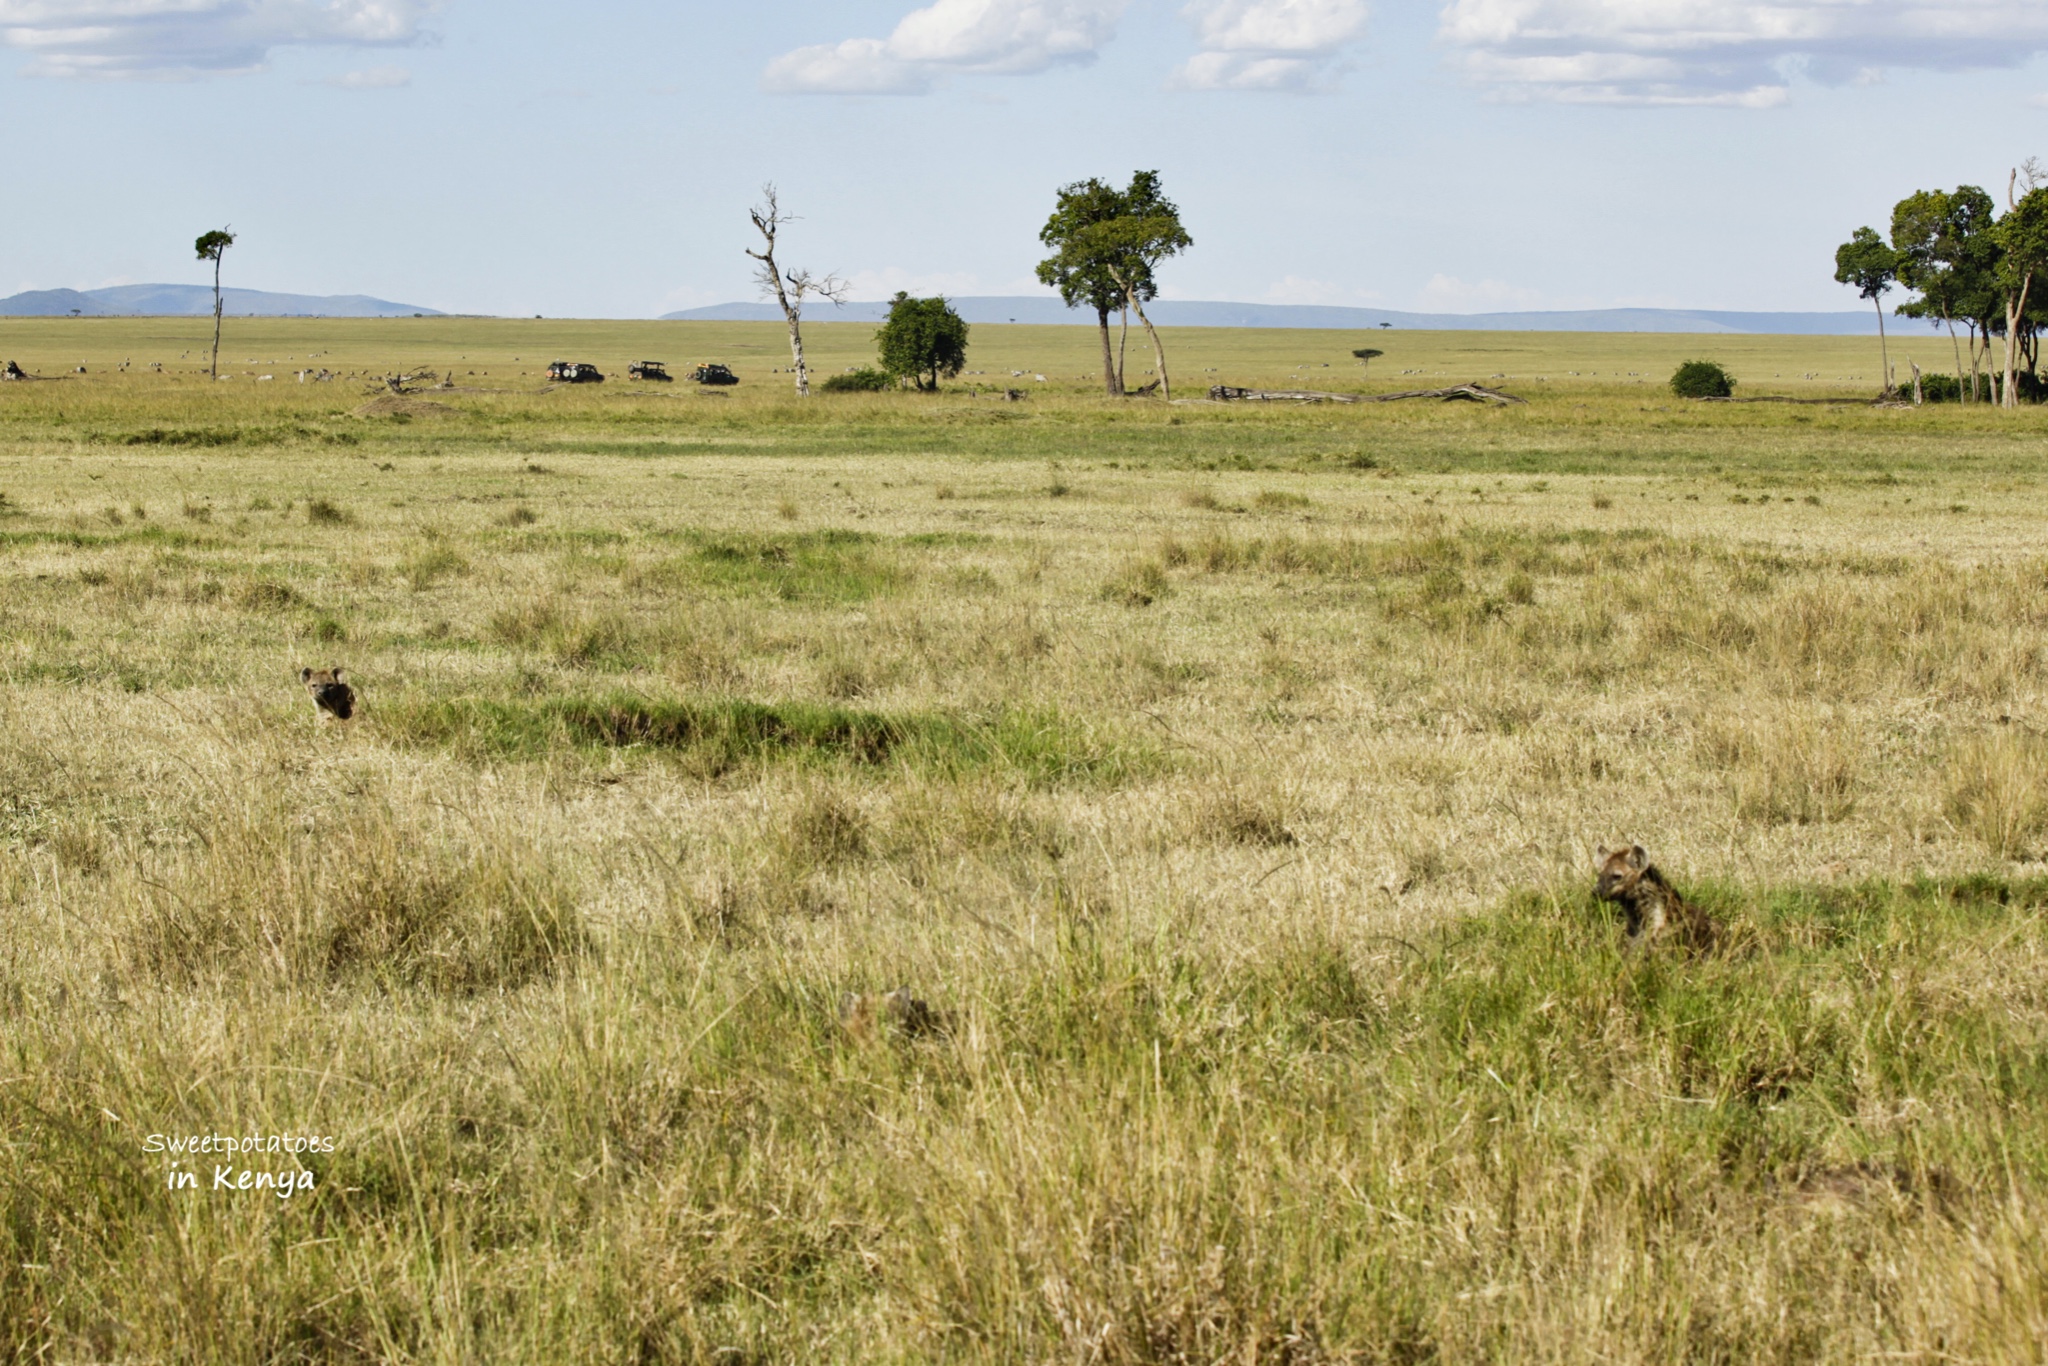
[1036,178,1135,319]
[1891,187,1996,330]
[877,293,968,392]
[1833,227,1898,303]
[194,229,235,263]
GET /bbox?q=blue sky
[3,1,2046,318]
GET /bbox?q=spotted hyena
[837,988,940,1042]
[1593,843,1716,951]
[300,667,355,720]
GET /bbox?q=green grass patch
[384,692,1149,783]
[0,526,218,551]
[647,528,907,602]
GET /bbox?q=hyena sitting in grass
[300,667,354,720]
[1594,843,1717,952]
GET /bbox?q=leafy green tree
[1352,347,1384,372]
[1994,180,2048,407]
[1834,226,1900,395]
[876,293,968,392]
[1037,178,1136,396]
[193,228,235,380]
[1069,171,1192,401]
[1892,186,1998,401]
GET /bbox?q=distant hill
[663,296,1890,336]
[0,285,442,318]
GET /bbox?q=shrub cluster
[1670,360,1736,399]
[820,367,894,393]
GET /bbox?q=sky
[2,1,2046,318]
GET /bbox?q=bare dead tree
[745,185,847,396]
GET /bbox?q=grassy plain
[2,316,2047,1363]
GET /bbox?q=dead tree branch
[1206,383,1526,406]
[745,184,845,397]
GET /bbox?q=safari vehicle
[690,362,739,386]
[627,360,672,382]
[545,360,604,383]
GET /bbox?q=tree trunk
[1874,295,1891,395]
[210,254,224,380]
[1095,306,1121,396]
[1116,307,1130,393]
[782,318,808,394]
[1125,286,1171,402]
[2004,273,2034,409]
[1911,359,1922,405]
[1944,312,1967,403]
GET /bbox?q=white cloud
[843,266,985,299]
[1173,0,1368,89]
[1439,0,2048,106]
[324,63,407,88]
[1414,273,1545,312]
[764,0,1125,95]
[0,0,435,80]
[1262,274,1381,304]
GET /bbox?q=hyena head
[301,667,353,720]
[1593,842,1650,902]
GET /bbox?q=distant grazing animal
[300,667,355,720]
[1593,843,1716,952]
[838,988,940,1042]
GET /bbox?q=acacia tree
[1995,170,2048,408]
[194,228,235,380]
[1071,171,1191,401]
[745,185,846,396]
[877,292,969,391]
[1892,186,1997,401]
[1037,178,1135,396]
[1835,227,1900,395]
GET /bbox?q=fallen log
[1696,395,1877,406]
[1209,386,1358,403]
[1359,382,1525,405]
[1208,382,1525,406]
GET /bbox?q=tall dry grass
[3,351,2048,1359]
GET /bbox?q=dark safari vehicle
[627,361,672,381]
[690,362,739,386]
[545,360,604,383]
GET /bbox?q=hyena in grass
[300,667,354,720]
[1594,843,1717,952]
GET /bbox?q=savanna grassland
[2,316,2047,1363]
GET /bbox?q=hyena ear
[1626,844,1649,870]
[299,667,312,683]
[1594,843,1611,863]
[331,667,345,680]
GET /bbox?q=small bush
[305,497,353,526]
[1671,360,1736,399]
[1914,372,1964,403]
[1103,557,1170,607]
[236,579,303,611]
[1946,732,2048,858]
[820,368,894,393]
[401,543,469,590]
